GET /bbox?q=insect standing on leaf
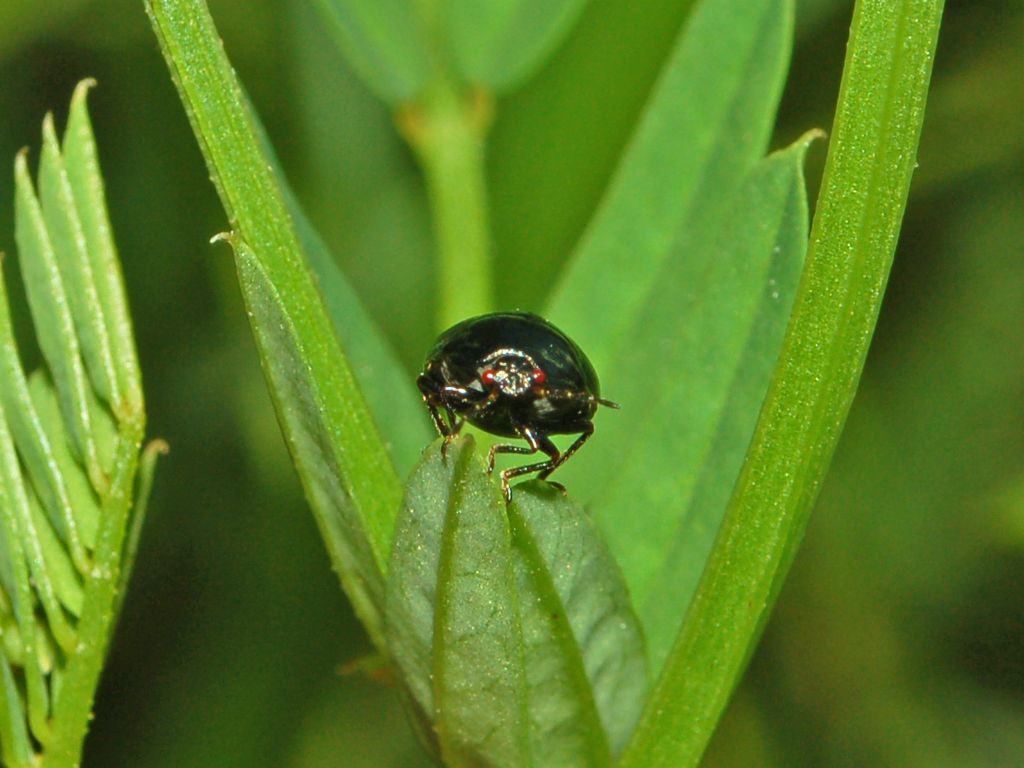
[417,312,618,502]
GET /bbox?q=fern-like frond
[0,80,161,768]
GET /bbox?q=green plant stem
[618,0,944,765]
[44,424,143,765]
[401,82,494,330]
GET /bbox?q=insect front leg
[487,427,541,474]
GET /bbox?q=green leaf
[145,0,405,646]
[312,0,431,104]
[388,441,648,767]
[0,81,155,766]
[38,112,119,416]
[227,232,395,647]
[508,482,647,760]
[0,654,33,768]
[313,0,589,101]
[28,371,102,551]
[387,437,528,767]
[62,79,144,420]
[14,152,108,496]
[0,275,91,579]
[0,393,48,762]
[29,488,84,619]
[446,0,591,90]
[546,0,793,369]
[617,1,945,765]
[276,160,432,478]
[542,0,795,665]
[242,80,432,475]
[606,133,818,670]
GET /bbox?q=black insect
[417,312,618,501]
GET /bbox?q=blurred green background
[0,0,1021,765]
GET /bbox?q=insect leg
[487,428,542,474]
[537,422,594,481]
[499,429,561,502]
[418,375,453,438]
[419,380,484,455]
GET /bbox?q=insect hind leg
[537,422,594,481]
[499,429,561,502]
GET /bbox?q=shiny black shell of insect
[418,312,601,438]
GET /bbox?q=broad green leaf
[387,437,528,767]
[546,0,792,369]
[544,0,793,657]
[446,0,591,90]
[508,482,647,760]
[278,165,431,479]
[618,1,945,765]
[598,134,817,670]
[228,234,393,645]
[244,82,432,476]
[389,443,648,767]
[313,0,590,101]
[312,0,431,104]
[146,0,405,647]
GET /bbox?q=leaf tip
[72,78,98,105]
[13,148,36,199]
[41,112,59,144]
[209,230,236,248]
[510,479,565,505]
[800,127,828,148]
[143,438,170,459]
[14,146,30,173]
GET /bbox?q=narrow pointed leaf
[543,0,795,666]
[0,399,48,760]
[0,81,154,766]
[62,79,143,419]
[0,656,33,768]
[244,84,431,475]
[28,372,102,550]
[0,276,90,575]
[229,234,391,644]
[28,491,84,617]
[38,112,119,412]
[13,485,78,655]
[14,153,107,496]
